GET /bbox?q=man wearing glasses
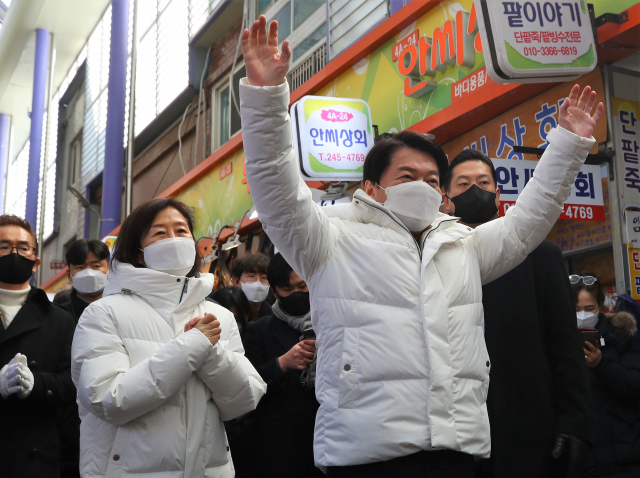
[0,214,76,478]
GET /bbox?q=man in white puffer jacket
[239,16,603,477]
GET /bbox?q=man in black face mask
[241,252,323,478]
[443,150,593,478]
[0,214,76,478]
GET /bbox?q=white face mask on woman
[143,237,196,276]
[379,181,442,232]
[576,311,599,329]
[241,280,270,303]
[72,269,108,296]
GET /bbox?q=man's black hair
[231,252,270,279]
[443,149,497,193]
[363,130,448,186]
[66,239,110,266]
[267,253,294,290]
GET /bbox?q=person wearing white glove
[0,214,77,478]
[0,353,35,399]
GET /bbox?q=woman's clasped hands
[184,313,221,346]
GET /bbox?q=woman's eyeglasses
[569,275,598,286]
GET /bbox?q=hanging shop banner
[492,158,604,221]
[475,0,597,84]
[545,178,612,253]
[611,97,640,245]
[442,68,609,251]
[177,149,254,240]
[627,244,640,300]
[315,0,488,136]
[291,96,374,180]
[442,67,606,157]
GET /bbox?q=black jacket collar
[0,287,50,345]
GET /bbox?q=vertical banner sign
[628,245,640,300]
[475,0,597,83]
[612,97,640,244]
[291,96,374,180]
[492,158,604,221]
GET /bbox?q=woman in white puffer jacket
[71,198,266,478]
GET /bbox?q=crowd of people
[1,14,639,478]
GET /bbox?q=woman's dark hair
[210,286,255,333]
[443,149,498,193]
[111,197,202,277]
[571,271,605,308]
[231,252,270,280]
[66,239,110,266]
[267,252,294,290]
[363,131,448,186]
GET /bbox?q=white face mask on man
[241,280,270,303]
[576,310,599,329]
[72,269,108,296]
[143,237,196,277]
[378,181,442,232]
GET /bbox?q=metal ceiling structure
[0,0,111,162]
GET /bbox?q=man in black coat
[241,253,323,478]
[0,215,77,478]
[443,150,593,478]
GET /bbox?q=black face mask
[0,253,36,284]
[449,184,499,225]
[278,291,310,317]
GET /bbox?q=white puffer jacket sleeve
[196,306,266,421]
[239,79,339,281]
[72,303,213,426]
[475,126,595,284]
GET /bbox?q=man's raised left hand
[558,85,604,139]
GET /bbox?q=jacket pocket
[338,327,360,409]
[104,426,130,477]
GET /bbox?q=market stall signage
[492,158,604,221]
[475,0,597,84]
[291,96,374,180]
[394,3,480,98]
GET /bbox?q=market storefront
[41,0,639,298]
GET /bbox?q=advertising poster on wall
[177,149,254,240]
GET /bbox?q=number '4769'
[563,205,593,220]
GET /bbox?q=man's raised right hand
[241,15,291,88]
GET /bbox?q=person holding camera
[572,272,640,477]
[241,252,322,478]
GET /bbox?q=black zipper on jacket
[179,277,189,303]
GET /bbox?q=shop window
[68,132,83,187]
[293,22,326,61]
[263,0,326,65]
[213,64,246,150]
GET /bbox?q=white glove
[0,354,24,398]
[15,354,33,399]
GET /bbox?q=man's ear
[363,180,375,197]
[495,187,501,210]
[66,268,72,281]
[232,277,240,287]
[32,257,41,273]
[443,193,454,214]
